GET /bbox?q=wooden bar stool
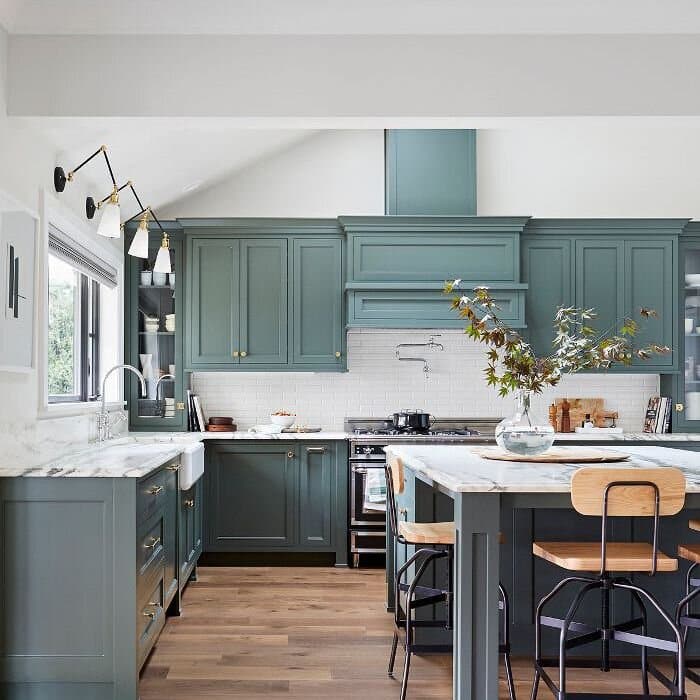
[385,456,516,700]
[676,518,700,685]
[530,467,686,699]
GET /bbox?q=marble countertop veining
[383,444,700,494]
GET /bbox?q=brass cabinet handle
[335,351,341,358]
[144,536,161,549]
[148,485,164,495]
[307,447,326,454]
[232,350,240,358]
[240,351,248,357]
[184,499,195,508]
[287,451,295,459]
[176,402,185,411]
[166,465,179,471]
[142,606,159,619]
[676,403,685,412]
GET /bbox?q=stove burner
[352,427,480,437]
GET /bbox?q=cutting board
[477,447,629,463]
[555,398,606,431]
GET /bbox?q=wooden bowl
[208,416,234,426]
[206,424,237,432]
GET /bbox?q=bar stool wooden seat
[385,456,516,700]
[531,467,686,699]
[675,520,700,686]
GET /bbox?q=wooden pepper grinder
[560,398,571,433]
[548,402,558,432]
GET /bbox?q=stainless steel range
[345,416,499,567]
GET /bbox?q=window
[47,224,117,405]
[47,254,100,402]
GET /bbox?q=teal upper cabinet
[575,239,625,340]
[385,130,476,215]
[341,216,530,329]
[185,218,344,371]
[522,237,573,357]
[523,219,684,372]
[190,238,239,365]
[239,239,288,364]
[292,238,344,366]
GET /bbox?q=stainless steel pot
[390,410,434,431]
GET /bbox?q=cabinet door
[207,443,297,550]
[575,240,625,339]
[163,468,178,607]
[299,443,334,548]
[179,480,203,582]
[624,239,675,368]
[292,238,344,366]
[190,239,240,365]
[239,239,288,364]
[522,238,573,357]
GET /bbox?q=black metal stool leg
[499,583,517,700]
[626,583,650,694]
[388,630,399,676]
[400,604,412,700]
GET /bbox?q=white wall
[193,330,658,432]
[477,125,700,218]
[161,130,385,218]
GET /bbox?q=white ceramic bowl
[270,414,295,428]
[686,274,700,287]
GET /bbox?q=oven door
[350,462,387,526]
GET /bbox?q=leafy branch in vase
[444,280,670,398]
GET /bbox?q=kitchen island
[383,444,700,700]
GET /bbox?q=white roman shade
[48,224,118,289]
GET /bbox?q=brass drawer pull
[142,609,157,619]
[148,485,164,495]
[232,350,239,358]
[307,447,326,454]
[240,351,248,357]
[335,351,341,358]
[184,499,195,508]
[144,536,161,549]
[287,451,295,459]
[166,465,179,471]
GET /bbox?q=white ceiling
[2,0,700,35]
[26,118,315,217]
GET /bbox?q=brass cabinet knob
[184,499,195,508]
[676,403,685,412]
[240,351,248,357]
[232,350,240,358]
[335,351,341,358]
[287,451,295,459]
[176,402,185,411]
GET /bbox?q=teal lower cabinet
[179,479,203,589]
[0,456,202,700]
[204,440,348,565]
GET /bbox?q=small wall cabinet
[204,440,348,565]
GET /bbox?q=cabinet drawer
[137,466,174,522]
[137,514,165,581]
[137,575,166,668]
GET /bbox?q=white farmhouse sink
[179,442,205,490]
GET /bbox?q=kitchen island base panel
[454,492,502,700]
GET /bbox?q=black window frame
[48,259,101,404]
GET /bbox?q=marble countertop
[1,439,187,478]
[384,444,700,494]
[133,430,350,442]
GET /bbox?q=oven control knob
[363,446,373,455]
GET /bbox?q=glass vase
[495,390,555,456]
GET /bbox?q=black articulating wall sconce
[53,145,172,270]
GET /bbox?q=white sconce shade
[127,214,150,258]
[96,188,121,238]
[153,232,171,274]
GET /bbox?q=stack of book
[643,396,671,434]
[186,389,206,432]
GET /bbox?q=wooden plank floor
[140,566,700,699]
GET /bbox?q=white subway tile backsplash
[192,329,659,432]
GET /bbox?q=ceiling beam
[7,33,700,119]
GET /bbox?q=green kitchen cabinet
[522,237,574,357]
[189,238,288,366]
[204,441,348,565]
[124,227,187,431]
[206,442,297,550]
[178,479,203,589]
[299,443,334,547]
[292,237,344,366]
